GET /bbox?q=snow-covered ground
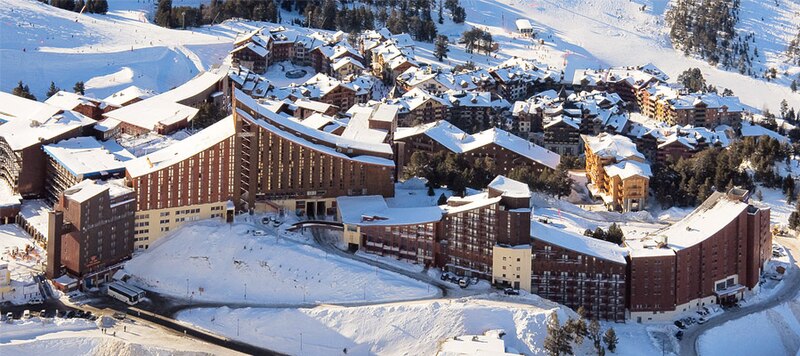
[0,314,239,355]
[0,0,236,99]
[121,220,437,305]
[177,295,576,356]
[0,224,45,304]
[698,292,800,356]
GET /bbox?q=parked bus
[107,282,145,305]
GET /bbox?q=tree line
[153,0,467,43]
[41,0,108,14]
[650,136,792,208]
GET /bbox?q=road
[679,236,800,356]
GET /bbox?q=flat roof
[0,109,95,151]
[531,220,628,264]
[43,136,135,178]
[337,195,443,226]
[0,91,61,124]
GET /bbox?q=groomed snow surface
[177,296,569,356]
[699,294,800,356]
[122,220,437,305]
[0,314,237,356]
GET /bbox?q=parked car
[56,310,66,318]
[503,288,519,295]
[252,230,267,236]
[261,217,271,224]
[769,274,783,281]
[4,312,12,323]
[697,317,708,324]
[272,220,281,227]
[112,311,127,320]
[22,310,31,319]
[39,309,46,317]
[65,310,75,319]
[29,297,44,305]
[675,330,684,340]
[458,278,469,288]
[674,320,686,329]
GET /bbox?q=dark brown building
[530,221,628,321]
[46,179,136,288]
[234,89,395,217]
[627,189,771,322]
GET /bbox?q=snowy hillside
[0,0,234,99]
[177,297,572,355]
[122,220,437,305]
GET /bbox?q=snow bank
[0,318,96,343]
[122,220,436,305]
[177,296,572,355]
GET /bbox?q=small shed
[515,19,534,37]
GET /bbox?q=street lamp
[244,283,247,301]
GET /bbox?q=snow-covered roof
[582,133,644,161]
[240,109,394,167]
[63,178,133,203]
[488,175,530,198]
[155,68,226,104]
[332,56,365,71]
[42,137,135,178]
[395,121,561,170]
[443,193,503,215]
[0,91,62,124]
[231,41,269,58]
[341,106,389,144]
[515,19,533,30]
[102,85,155,107]
[532,220,628,264]
[236,88,393,157]
[740,122,789,144]
[103,99,198,131]
[634,192,751,254]
[294,98,334,113]
[0,109,95,151]
[44,91,103,111]
[125,115,236,178]
[337,195,444,226]
[604,160,652,179]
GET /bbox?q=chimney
[45,211,64,280]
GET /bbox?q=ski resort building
[582,133,651,212]
[0,93,95,202]
[102,68,227,135]
[42,137,135,203]
[394,120,561,179]
[46,179,136,288]
[233,89,395,216]
[124,116,237,250]
[530,221,629,321]
[626,188,771,322]
[639,85,744,128]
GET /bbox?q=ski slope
[0,0,235,99]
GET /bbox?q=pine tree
[437,0,444,24]
[90,0,108,14]
[434,35,449,61]
[792,80,798,93]
[789,203,800,230]
[543,313,563,356]
[46,81,60,98]
[12,81,36,101]
[573,306,588,345]
[603,328,619,353]
[437,193,447,205]
[73,81,85,95]
[606,223,624,245]
[588,319,602,353]
[156,0,173,28]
